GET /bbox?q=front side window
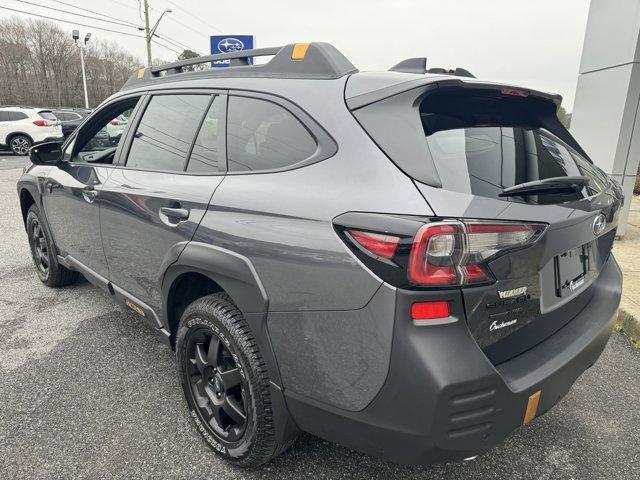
[227,96,317,172]
[71,98,139,164]
[126,94,211,172]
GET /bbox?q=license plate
[554,245,589,297]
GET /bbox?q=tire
[26,204,79,287]
[10,135,31,156]
[176,293,297,468]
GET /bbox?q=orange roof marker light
[291,43,310,60]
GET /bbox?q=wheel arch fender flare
[161,241,269,324]
[18,181,43,228]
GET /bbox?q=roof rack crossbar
[151,46,282,76]
[123,43,358,89]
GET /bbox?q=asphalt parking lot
[0,158,639,479]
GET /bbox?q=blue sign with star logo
[210,35,255,68]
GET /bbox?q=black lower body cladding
[283,256,622,465]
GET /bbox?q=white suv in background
[0,107,63,155]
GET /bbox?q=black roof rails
[389,57,427,74]
[122,42,358,89]
[427,67,476,78]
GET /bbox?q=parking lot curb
[616,308,640,348]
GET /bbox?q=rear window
[419,91,610,204]
[353,86,609,204]
[424,125,607,204]
[38,111,57,121]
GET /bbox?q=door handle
[82,185,98,203]
[159,206,190,222]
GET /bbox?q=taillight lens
[408,220,546,286]
[33,119,52,127]
[335,213,546,290]
[348,230,400,259]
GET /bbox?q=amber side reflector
[136,67,146,79]
[523,390,541,425]
[291,43,310,60]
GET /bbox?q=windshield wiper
[499,176,590,197]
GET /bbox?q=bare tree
[0,16,166,109]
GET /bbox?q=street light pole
[79,46,88,109]
[142,2,172,68]
[72,30,91,109]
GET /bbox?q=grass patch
[615,323,640,349]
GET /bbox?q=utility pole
[143,0,152,68]
[142,1,172,68]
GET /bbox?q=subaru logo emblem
[217,38,244,53]
[593,213,606,236]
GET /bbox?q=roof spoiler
[427,67,475,78]
[122,42,358,89]
[389,58,476,78]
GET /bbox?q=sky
[0,0,591,110]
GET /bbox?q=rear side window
[126,94,211,171]
[227,96,316,172]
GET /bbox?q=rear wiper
[499,176,590,197]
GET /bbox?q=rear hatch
[37,110,62,136]
[348,75,624,364]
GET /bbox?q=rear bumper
[284,255,621,465]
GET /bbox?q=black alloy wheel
[25,204,79,287]
[28,215,50,278]
[186,329,248,442]
[176,293,299,467]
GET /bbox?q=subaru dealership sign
[210,35,255,67]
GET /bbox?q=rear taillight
[109,119,120,126]
[348,230,400,259]
[338,214,546,289]
[33,119,52,127]
[408,221,546,286]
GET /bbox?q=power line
[6,1,201,56]
[0,5,145,37]
[13,0,142,30]
[50,0,142,28]
[155,33,200,55]
[162,0,225,34]
[152,38,181,55]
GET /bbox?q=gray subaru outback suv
[17,43,623,467]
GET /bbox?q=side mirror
[29,141,63,165]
